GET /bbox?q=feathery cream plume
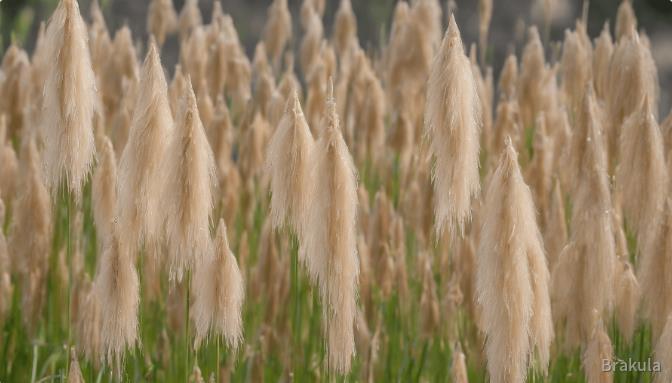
[593,23,613,100]
[654,315,672,383]
[94,224,139,368]
[614,260,640,344]
[477,137,552,382]
[178,0,202,41]
[10,139,52,276]
[266,90,315,232]
[304,80,359,373]
[148,0,177,47]
[333,0,357,57]
[607,29,658,164]
[560,28,593,114]
[552,96,615,345]
[92,136,117,245]
[67,348,84,383]
[616,99,667,235]
[639,199,672,339]
[42,0,96,199]
[1,44,30,138]
[300,6,324,77]
[191,219,244,350]
[0,116,18,202]
[544,180,567,269]
[582,314,614,383]
[451,343,469,383]
[164,77,216,281]
[518,27,546,129]
[117,41,173,254]
[425,15,481,237]
[615,0,636,42]
[499,53,518,101]
[263,0,292,68]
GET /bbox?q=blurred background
[2,0,672,112]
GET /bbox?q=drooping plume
[304,81,359,373]
[94,225,139,367]
[147,0,177,47]
[42,0,96,199]
[117,41,173,254]
[582,315,614,383]
[617,100,667,235]
[639,199,672,339]
[477,137,552,382]
[614,260,640,344]
[191,219,244,350]
[92,136,117,244]
[266,90,314,232]
[425,15,481,237]
[654,315,672,383]
[552,95,615,346]
[164,77,216,281]
[263,0,292,67]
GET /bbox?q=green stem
[216,336,220,383]
[185,273,191,382]
[30,343,38,383]
[65,187,73,377]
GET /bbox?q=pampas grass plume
[164,77,216,281]
[304,80,359,373]
[191,218,244,350]
[425,14,481,237]
[654,315,672,383]
[94,225,139,367]
[266,90,314,232]
[263,0,292,67]
[92,136,117,244]
[148,0,177,47]
[42,0,96,199]
[117,40,173,254]
[477,137,552,382]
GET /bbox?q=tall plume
[639,199,672,339]
[333,0,357,57]
[263,0,292,68]
[477,137,552,382]
[614,260,640,344]
[164,77,216,281]
[552,93,615,346]
[92,136,117,245]
[304,80,359,373]
[94,224,139,367]
[117,41,173,254]
[518,27,546,129]
[42,0,96,199]
[582,315,614,383]
[593,23,613,101]
[607,29,658,164]
[617,99,667,235]
[654,315,672,383]
[191,219,244,350]
[147,0,177,47]
[424,15,481,237]
[265,90,314,233]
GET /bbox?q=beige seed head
[582,315,614,383]
[616,99,667,235]
[148,0,177,47]
[304,80,359,373]
[42,0,96,200]
[424,15,481,238]
[654,315,672,383]
[191,219,244,350]
[614,260,640,344]
[117,41,173,254]
[477,137,552,382]
[92,136,117,244]
[263,0,292,67]
[164,77,216,282]
[94,225,139,367]
[266,90,315,233]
